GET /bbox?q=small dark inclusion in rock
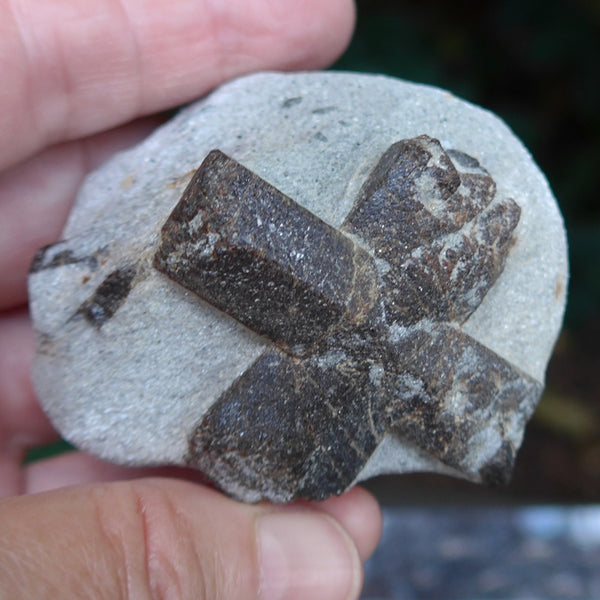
[76,266,137,329]
[155,135,543,502]
[30,243,107,274]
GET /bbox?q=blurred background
[333,0,600,504]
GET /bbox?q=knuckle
[88,481,214,600]
[129,482,211,600]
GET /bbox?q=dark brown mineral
[154,136,543,502]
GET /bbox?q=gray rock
[28,72,567,502]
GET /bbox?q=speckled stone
[28,72,568,502]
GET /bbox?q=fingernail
[257,511,362,600]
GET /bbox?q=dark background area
[334,0,600,504]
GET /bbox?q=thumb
[0,478,367,600]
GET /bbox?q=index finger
[0,0,355,170]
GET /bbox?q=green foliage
[26,439,74,463]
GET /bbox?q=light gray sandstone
[28,72,568,502]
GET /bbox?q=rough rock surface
[28,72,568,502]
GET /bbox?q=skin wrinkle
[5,0,75,162]
[125,2,223,105]
[92,484,151,599]
[3,0,40,164]
[135,486,167,600]
[1,0,145,167]
[41,1,141,143]
[4,525,39,595]
[184,1,285,90]
[43,6,74,149]
[113,0,144,124]
[0,19,26,155]
[201,0,245,80]
[202,0,276,72]
[133,482,205,600]
[189,520,212,600]
[0,522,21,589]
[202,0,325,76]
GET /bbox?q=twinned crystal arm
[154,150,378,357]
[379,323,543,484]
[343,135,521,325]
[188,349,383,502]
[344,136,498,260]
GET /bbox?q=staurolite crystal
[28,72,568,503]
[154,139,541,502]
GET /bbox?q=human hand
[0,2,383,598]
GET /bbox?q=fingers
[24,450,383,562]
[0,117,164,310]
[2,0,355,170]
[310,486,383,562]
[0,310,56,459]
[24,451,207,495]
[0,478,372,600]
[257,508,362,600]
[0,309,57,496]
